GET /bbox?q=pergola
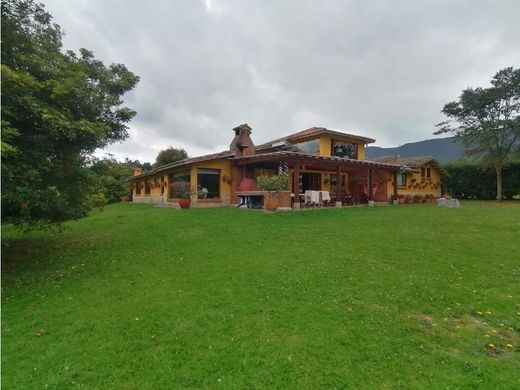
[231,151,402,202]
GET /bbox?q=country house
[130,124,445,208]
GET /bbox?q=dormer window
[331,140,358,159]
[294,139,319,154]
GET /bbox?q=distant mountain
[366,137,465,163]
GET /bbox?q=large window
[144,180,151,195]
[135,181,141,195]
[294,139,320,154]
[397,173,407,187]
[421,167,432,179]
[197,169,220,199]
[169,171,191,198]
[331,140,358,159]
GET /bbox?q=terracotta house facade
[130,124,445,208]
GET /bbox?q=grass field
[2,202,520,389]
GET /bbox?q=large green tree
[1,0,139,227]
[436,67,520,200]
[89,157,134,204]
[154,147,188,167]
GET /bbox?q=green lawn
[2,202,520,389]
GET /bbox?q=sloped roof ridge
[133,149,234,179]
[257,127,375,150]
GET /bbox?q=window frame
[331,139,359,159]
[396,173,407,188]
[169,170,191,199]
[197,168,221,199]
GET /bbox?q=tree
[154,147,188,167]
[124,158,152,172]
[89,157,134,203]
[436,67,520,200]
[1,0,139,228]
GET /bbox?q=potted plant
[172,181,195,209]
[256,165,289,211]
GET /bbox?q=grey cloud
[43,0,520,162]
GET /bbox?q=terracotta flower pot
[238,178,257,191]
[178,198,191,209]
[264,195,278,211]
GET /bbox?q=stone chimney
[133,167,143,176]
[230,123,256,157]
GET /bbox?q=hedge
[443,162,520,200]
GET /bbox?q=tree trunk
[495,166,502,201]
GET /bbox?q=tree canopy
[1,0,139,227]
[436,67,520,200]
[154,147,188,167]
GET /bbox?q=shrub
[443,162,520,199]
[256,165,289,194]
[171,181,194,199]
[87,193,108,211]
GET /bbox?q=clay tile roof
[371,155,447,175]
[131,150,235,179]
[256,127,375,150]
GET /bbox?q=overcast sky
[41,0,520,162]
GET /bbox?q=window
[144,180,151,195]
[397,173,407,187]
[294,139,320,154]
[197,168,220,199]
[421,167,432,179]
[331,140,358,159]
[135,181,141,195]
[160,176,164,195]
[169,171,190,198]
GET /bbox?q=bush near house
[444,162,520,199]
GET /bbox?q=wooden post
[368,169,373,201]
[393,171,398,201]
[336,166,343,206]
[293,161,300,208]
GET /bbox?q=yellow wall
[319,134,366,160]
[191,159,232,196]
[386,163,442,198]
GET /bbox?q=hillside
[366,137,464,162]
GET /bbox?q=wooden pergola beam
[232,153,400,173]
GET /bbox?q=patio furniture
[304,190,321,207]
[320,190,331,206]
[236,192,264,209]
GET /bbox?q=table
[303,190,331,207]
[236,192,265,209]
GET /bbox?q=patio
[230,151,402,208]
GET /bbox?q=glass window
[397,173,406,187]
[135,181,141,195]
[169,171,191,198]
[144,180,151,195]
[426,167,431,178]
[197,169,220,199]
[331,140,358,159]
[294,139,320,154]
